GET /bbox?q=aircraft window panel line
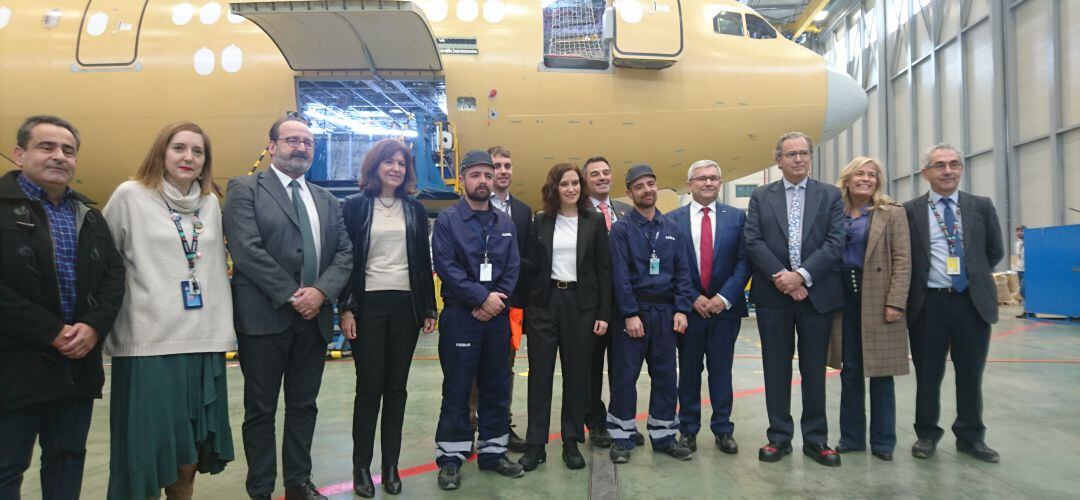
[712,11,744,37]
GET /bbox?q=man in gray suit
[223,115,353,500]
[744,132,845,467]
[904,144,1003,463]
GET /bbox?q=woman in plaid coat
[826,157,911,461]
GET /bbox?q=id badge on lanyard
[480,253,493,282]
[181,279,203,309]
[649,252,660,275]
[946,256,961,275]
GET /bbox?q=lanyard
[928,195,961,256]
[639,221,660,257]
[163,198,203,281]
[468,212,496,262]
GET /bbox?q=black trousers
[585,305,618,430]
[525,287,596,445]
[238,320,326,496]
[756,300,831,445]
[0,397,93,500]
[909,289,991,444]
[350,291,420,468]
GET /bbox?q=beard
[466,184,490,202]
[273,151,311,176]
[632,192,656,209]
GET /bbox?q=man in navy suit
[668,160,751,455]
[744,132,845,467]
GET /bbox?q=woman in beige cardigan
[828,157,911,461]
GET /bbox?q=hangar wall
[809,0,1079,261]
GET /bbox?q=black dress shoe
[518,445,546,471]
[382,465,402,495]
[872,450,894,461]
[609,443,631,464]
[803,443,841,467]
[957,441,1000,463]
[633,430,645,446]
[911,438,937,459]
[353,468,375,498]
[563,442,586,469]
[479,457,526,478]
[437,463,461,490]
[284,482,327,500]
[589,427,613,448]
[654,441,693,461]
[679,433,697,452]
[508,428,528,453]
[715,434,739,454]
[758,441,793,462]
[834,443,865,454]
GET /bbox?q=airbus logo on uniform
[455,342,471,348]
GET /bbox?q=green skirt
[107,353,235,499]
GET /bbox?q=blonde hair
[134,122,219,196]
[836,157,892,213]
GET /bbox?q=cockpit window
[746,15,776,39]
[712,11,744,37]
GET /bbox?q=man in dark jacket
[0,115,125,498]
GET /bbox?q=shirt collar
[929,189,958,206]
[782,177,808,191]
[629,207,663,226]
[491,192,511,205]
[16,173,72,205]
[270,164,307,192]
[590,196,610,208]
[455,198,491,221]
[690,199,716,214]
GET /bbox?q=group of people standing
[0,114,1005,500]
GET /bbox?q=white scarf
[160,179,203,214]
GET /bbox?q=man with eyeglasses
[668,160,751,455]
[223,114,353,500]
[744,131,845,466]
[903,144,1003,463]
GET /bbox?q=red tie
[700,206,713,292]
[599,202,612,231]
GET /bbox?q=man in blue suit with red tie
[669,160,751,454]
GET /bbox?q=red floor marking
[278,321,1053,498]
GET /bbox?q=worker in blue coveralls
[432,150,525,490]
[606,164,696,464]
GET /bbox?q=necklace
[377,196,397,217]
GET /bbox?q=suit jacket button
[877,267,882,272]
[297,248,302,253]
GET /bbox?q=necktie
[700,207,713,292]
[788,186,802,269]
[599,202,612,231]
[941,198,968,292]
[289,180,318,285]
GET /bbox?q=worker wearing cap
[432,150,524,490]
[605,165,696,464]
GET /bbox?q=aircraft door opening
[612,0,683,69]
[76,0,148,67]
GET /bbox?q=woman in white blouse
[518,163,611,471]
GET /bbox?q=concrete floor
[17,305,1080,499]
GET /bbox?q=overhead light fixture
[814,10,829,22]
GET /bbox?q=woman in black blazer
[339,139,437,497]
[517,163,611,471]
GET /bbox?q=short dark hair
[17,115,81,151]
[486,145,511,159]
[358,138,417,197]
[268,112,310,142]
[583,155,610,173]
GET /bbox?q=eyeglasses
[690,175,721,183]
[782,151,811,159]
[927,160,963,171]
[278,137,316,150]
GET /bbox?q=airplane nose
[821,67,868,140]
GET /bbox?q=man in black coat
[904,144,1004,463]
[744,132,845,467]
[0,115,125,498]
